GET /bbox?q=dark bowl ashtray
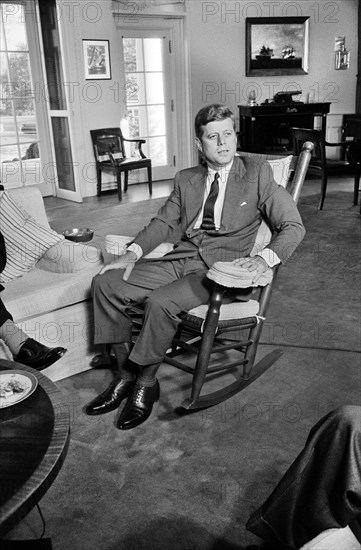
[62,227,94,243]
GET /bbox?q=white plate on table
[0,370,38,408]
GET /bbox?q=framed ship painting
[246,17,310,76]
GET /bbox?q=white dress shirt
[193,163,231,230]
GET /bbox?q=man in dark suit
[0,231,66,370]
[247,406,361,549]
[85,104,306,429]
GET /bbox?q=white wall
[60,0,358,196]
[187,0,357,115]
[186,0,358,160]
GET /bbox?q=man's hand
[99,250,137,281]
[232,256,269,284]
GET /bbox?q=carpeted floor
[4,177,361,549]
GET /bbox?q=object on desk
[247,89,257,106]
[306,90,315,103]
[62,227,94,243]
[0,370,38,408]
[273,90,303,104]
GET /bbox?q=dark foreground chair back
[90,127,152,201]
[292,127,357,210]
[158,141,313,410]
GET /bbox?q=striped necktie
[201,172,220,230]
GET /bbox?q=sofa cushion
[0,191,64,283]
[5,187,50,228]
[36,240,103,273]
[0,265,99,322]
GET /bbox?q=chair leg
[96,167,102,196]
[318,171,328,210]
[147,165,152,195]
[91,344,115,368]
[124,171,128,193]
[353,168,360,206]
[179,284,225,408]
[116,170,122,201]
[179,274,284,410]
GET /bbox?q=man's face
[196,118,237,169]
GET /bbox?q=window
[0,2,40,187]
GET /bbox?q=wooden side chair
[341,114,361,208]
[90,127,152,201]
[292,127,356,210]
[92,142,313,411]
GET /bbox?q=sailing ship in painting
[251,41,303,72]
[282,45,295,59]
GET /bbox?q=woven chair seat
[187,299,259,321]
[183,299,260,333]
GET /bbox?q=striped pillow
[0,191,64,283]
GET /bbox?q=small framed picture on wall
[83,39,111,80]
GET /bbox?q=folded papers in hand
[207,261,273,288]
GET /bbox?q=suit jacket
[0,231,6,292]
[0,232,6,275]
[133,156,305,267]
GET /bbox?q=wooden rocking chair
[93,142,313,411]
[160,142,313,410]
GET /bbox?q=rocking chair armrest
[123,137,146,144]
[107,152,117,165]
[122,138,148,159]
[325,140,350,148]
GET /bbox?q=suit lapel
[220,157,246,230]
[185,166,207,226]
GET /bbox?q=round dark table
[0,359,70,538]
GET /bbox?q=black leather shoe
[117,380,160,430]
[14,338,67,371]
[85,378,135,416]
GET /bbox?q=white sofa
[0,187,103,381]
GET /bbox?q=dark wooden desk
[238,102,331,153]
[0,360,70,538]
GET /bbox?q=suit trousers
[92,256,212,366]
[246,405,361,549]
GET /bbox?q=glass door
[0,1,82,201]
[120,29,176,181]
[37,0,81,201]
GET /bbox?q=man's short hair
[195,104,236,140]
